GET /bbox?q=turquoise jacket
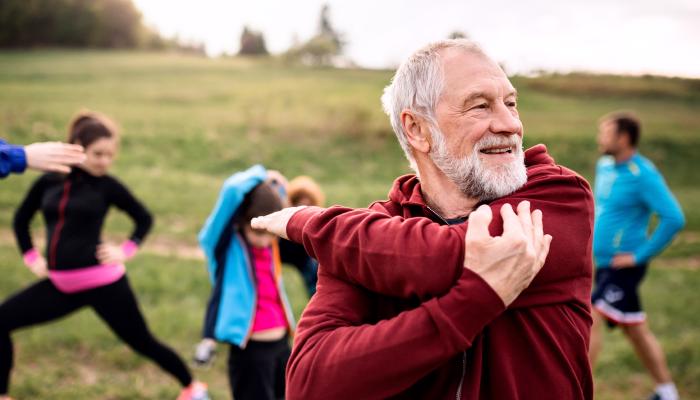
[198,165,295,346]
[593,153,685,267]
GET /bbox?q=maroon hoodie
[286,145,594,399]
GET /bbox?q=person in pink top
[194,170,295,400]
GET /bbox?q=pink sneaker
[177,381,210,400]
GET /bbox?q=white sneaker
[193,340,217,367]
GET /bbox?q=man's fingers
[46,164,72,174]
[466,204,493,242]
[500,203,521,238]
[250,215,269,230]
[532,208,544,250]
[536,234,553,272]
[516,201,533,242]
[532,209,543,239]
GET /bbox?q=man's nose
[490,103,522,136]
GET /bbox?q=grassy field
[0,50,699,399]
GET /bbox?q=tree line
[0,0,203,53]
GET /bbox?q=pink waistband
[49,264,126,293]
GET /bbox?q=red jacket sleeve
[287,167,594,305]
[286,268,505,400]
[287,205,465,299]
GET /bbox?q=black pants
[228,337,290,400]
[0,275,192,394]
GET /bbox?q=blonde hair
[288,176,325,207]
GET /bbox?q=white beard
[429,127,527,201]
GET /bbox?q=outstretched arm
[253,172,589,301]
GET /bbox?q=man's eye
[472,103,488,110]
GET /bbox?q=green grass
[1,50,699,399]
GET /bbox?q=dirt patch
[0,228,204,260]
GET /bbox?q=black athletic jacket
[13,168,153,270]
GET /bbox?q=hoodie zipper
[456,351,466,400]
[427,203,468,400]
[49,180,72,268]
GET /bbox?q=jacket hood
[388,144,554,207]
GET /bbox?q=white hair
[381,39,488,172]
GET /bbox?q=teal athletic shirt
[593,152,685,268]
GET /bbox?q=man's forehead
[439,49,515,98]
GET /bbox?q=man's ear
[400,110,431,154]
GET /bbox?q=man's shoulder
[527,160,591,190]
[368,199,404,216]
[633,153,661,177]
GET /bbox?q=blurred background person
[589,111,685,400]
[194,165,295,400]
[0,111,209,400]
[279,175,325,296]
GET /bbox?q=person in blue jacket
[1,139,84,178]
[195,165,295,400]
[589,112,685,400]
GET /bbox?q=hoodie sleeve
[633,168,685,263]
[288,205,465,299]
[198,165,267,278]
[286,268,505,400]
[1,140,27,178]
[287,169,594,301]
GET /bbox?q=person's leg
[589,267,612,367]
[621,322,673,384]
[227,341,278,400]
[274,340,291,400]
[89,276,193,387]
[588,309,606,366]
[0,279,84,396]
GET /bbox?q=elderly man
[254,40,594,399]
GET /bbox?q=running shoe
[193,340,217,367]
[177,381,210,400]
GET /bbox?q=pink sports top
[250,246,287,332]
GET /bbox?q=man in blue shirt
[589,112,685,400]
[0,139,84,178]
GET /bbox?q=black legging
[0,275,192,394]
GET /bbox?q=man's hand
[96,243,126,265]
[251,206,309,240]
[464,201,552,306]
[25,142,85,174]
[611,253,636,269]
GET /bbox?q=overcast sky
[132,0,700,77]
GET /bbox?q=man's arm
[254,171,589,301]
[287,269,505,400]
[634,171,685,263]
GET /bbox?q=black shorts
[591,264,648,327]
